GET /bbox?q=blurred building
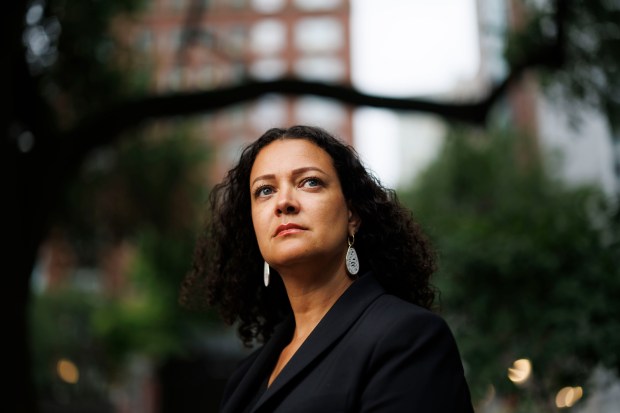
[127,0,353,181]
[369,0,617,195]
[498,0,617,196]
[34,2,355,412]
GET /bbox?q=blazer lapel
[251,272,385,412]
[220,318,294,413]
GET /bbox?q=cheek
[317,198,349,232]
[251,205,269,241]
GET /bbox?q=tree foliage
[507,0,620,132]
[400,128,620,409]
[30,288,112,407]
[9,0,620,410]
[31,124,216,405]
[82,125,214,355]
[27,0,145,127]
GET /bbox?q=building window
[227,105,246,130]
[229,62,247,81]
[251,0,286,13]
[294,96,346,132]
[250,19,286,55]
[166,66,183,91]
[157,28,182,53]
[250,94,288,131]
[294,56,345,81]
[293,0,342,11]
[169,0,188,12]
[250,58,287,80]
[199,66,215,86]
[294,17,343,53]
[223,25,247,56]
[225,0,248,9]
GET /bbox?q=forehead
[250,139,336,178]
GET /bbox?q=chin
[268,249,316,268]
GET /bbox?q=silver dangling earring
[345,234,360,276]
[263,261,270,287]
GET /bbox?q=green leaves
[400,127,620,407]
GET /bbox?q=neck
[278,263,353,341]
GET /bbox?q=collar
[222,272,385,413]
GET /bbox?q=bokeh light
[56,358,79,384]
[555,386,583,408]
[508,358,532,385]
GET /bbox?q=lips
[274,223,306,237]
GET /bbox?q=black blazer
[220,273,474,413]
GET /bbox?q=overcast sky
[351,0,480,188]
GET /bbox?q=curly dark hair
[181,125,437,347]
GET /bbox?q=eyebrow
[251,166,327,187]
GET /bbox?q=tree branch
[61,0,567,177]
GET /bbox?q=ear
[347,206,361,235]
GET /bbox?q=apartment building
[131,0,353,180]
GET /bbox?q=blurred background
[4,0,620,412]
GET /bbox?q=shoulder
[344,274,456,351]
[365,293,448,332]
[363,296,468,394]
[359,293,460,360]
[352,293,473,411]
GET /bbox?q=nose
[275,188,300,215]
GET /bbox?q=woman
[183,125,473,412]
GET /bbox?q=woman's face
[249,138,358,272]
